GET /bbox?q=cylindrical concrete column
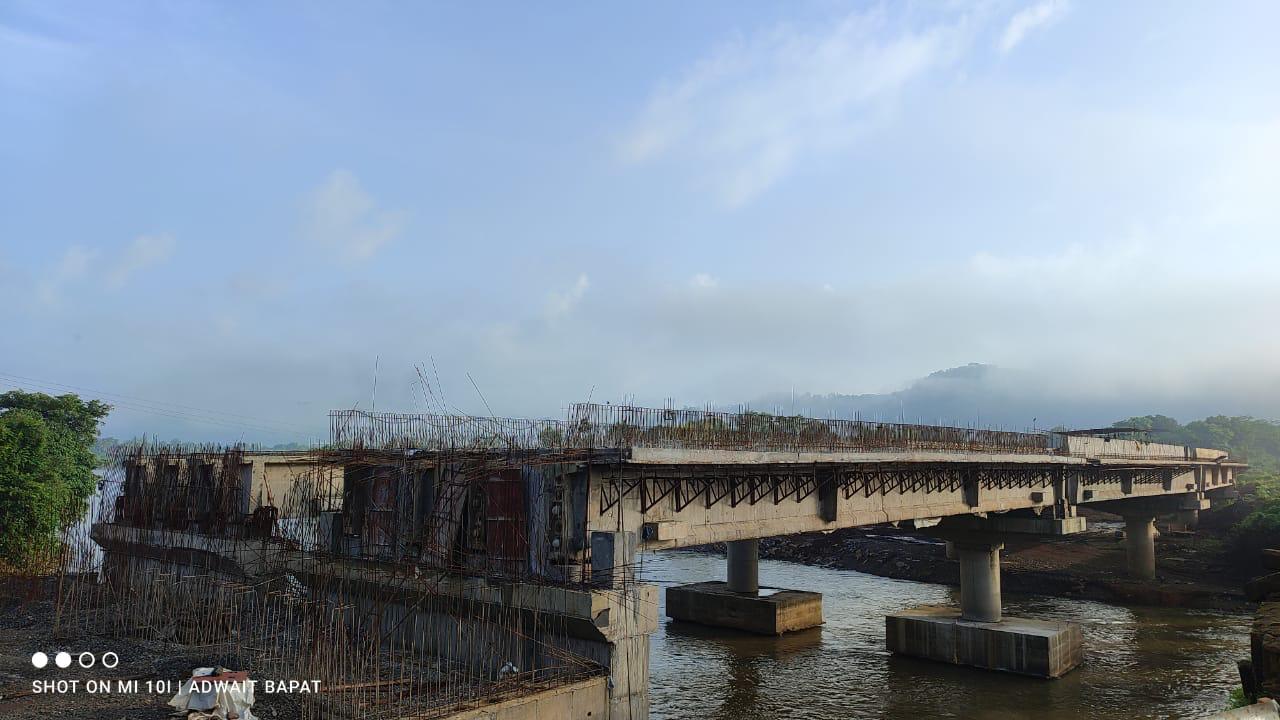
[957,542,1002,623]
[945,541,958,561]
[726,539,759,594]
[1125,516,1157,580]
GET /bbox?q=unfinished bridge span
[65,404,1242,719]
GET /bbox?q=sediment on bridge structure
[666,538,823,635]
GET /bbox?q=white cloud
[1200,117,1280,229]
[34,235,174,305]
[57,245,96,277]
[545,274,589,319]
[621,7,969,207]
[38,244,97,304]
[999,0,1069,54]
[106,233,174,289]
[304,170,407,262]
[690,273,719,289]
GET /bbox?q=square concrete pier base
[886,605,1082,678]
[666,581,822,635]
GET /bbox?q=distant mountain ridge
[751,363,1041,429]
[748,363,1277,432]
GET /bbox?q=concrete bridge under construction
[78,404,1244,719]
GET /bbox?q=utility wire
[0,370,313,430]
[0,372,310,438]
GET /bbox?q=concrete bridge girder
[599,465,1066,550]
[587,458,1234,551]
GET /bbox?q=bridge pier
[887,517,1083,678]
[957,541,1002,623]
[726,539,759,594]
[1124,515,1157,581]
[666,538,822,635]
[1092,495,1210,580]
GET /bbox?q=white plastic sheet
[168,667,257,720]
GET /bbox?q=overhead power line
[0,371,313,438]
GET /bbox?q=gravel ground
[0,598,305,720]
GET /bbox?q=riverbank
[726,511,1256,613]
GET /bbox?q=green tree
[0,410,64,566]
[0,391,111,567]
[1114,414,1280,564]
[1114,414,1280,473]
[1232,499,1280,559]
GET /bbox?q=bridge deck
[589,444,1242,549]
[623,447,1245,467]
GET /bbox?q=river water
[641,552,1247,720]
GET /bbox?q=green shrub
[1227,686,1250,709]
[1232,497,1280,562]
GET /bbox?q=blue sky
[2,1,1279,441]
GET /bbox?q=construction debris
[169,667,256,720]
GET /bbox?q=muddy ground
[0,597,306,720]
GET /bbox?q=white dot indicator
[31,652,48,668]
[55,652,72,669]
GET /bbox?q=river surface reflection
[643,552,1247,720]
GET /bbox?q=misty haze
[3,2,1279,720]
